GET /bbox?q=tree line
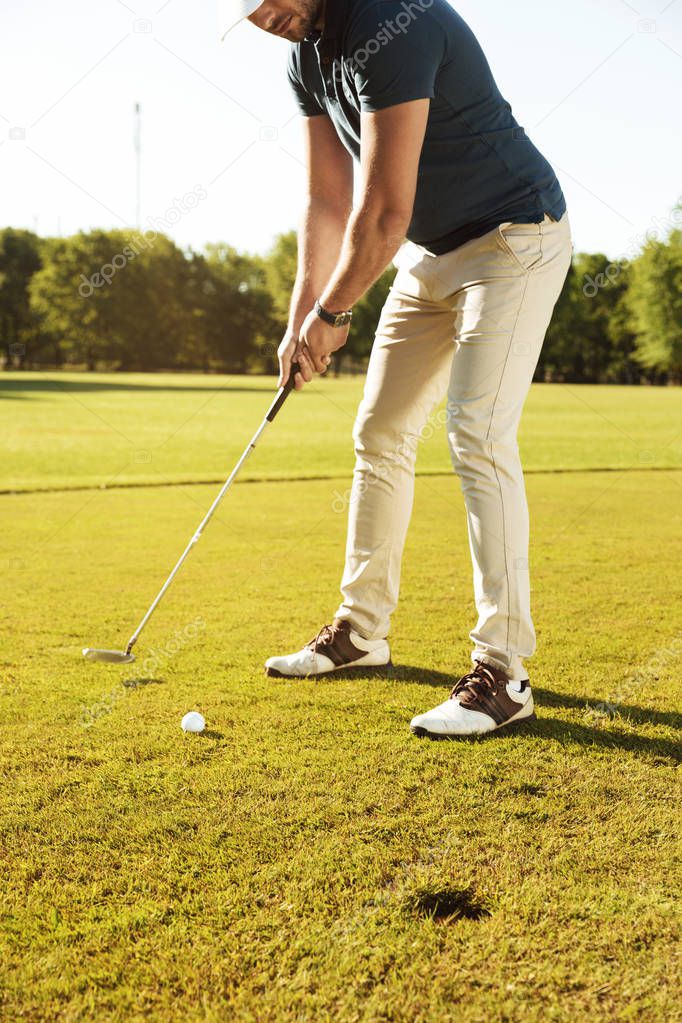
[1,205,681,383]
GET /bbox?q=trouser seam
[539,218,544,266]
[484,270,531,656]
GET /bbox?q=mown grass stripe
[0,463,678,497]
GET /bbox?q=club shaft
[125,416,270,653]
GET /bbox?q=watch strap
[314,298,353,328]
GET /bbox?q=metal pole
[134,102,142,230]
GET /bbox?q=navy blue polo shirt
[287,0,566,255]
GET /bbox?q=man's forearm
[318,206,409,313]
[287,199,350,335]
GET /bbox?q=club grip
[265,361,301,422]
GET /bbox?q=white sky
[1,0,681,259]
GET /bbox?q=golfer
[220,0,572,737]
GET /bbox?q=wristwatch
[314,298,353,328]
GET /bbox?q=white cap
[218,0,265,40]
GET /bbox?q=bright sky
[1,0,681,260]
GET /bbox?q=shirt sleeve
[286,46,326,117]
[347,2,442,112]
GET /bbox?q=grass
[1,371,681,1021]
[1,371,681,492]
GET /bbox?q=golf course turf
[1,372,680,1021]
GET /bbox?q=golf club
[83,361,301,665]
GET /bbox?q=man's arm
[300,98,430,374]
[279,114,353,388]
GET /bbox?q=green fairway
[1,372,681,492]
[1,373,680,1021]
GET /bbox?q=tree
[604,262,641,385]
[29,233,111,370]
[29,230,196,371]
[341,266,395,373]
[0,228,42,368]
[105,233,195,371]
[539,253,634,383]
[262,231,298,336]
[261,230,396,374]
[202,244,274,372]
[628,227,682,384]
[10,198,682,383]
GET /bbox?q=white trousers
[334,213,573,680]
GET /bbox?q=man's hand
[298,306,350,375]
[277,331,314,390]
[277,310,348,390]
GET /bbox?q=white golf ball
[181,711,205,733]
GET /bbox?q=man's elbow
[358,203,412,247]
[306,193,353,222]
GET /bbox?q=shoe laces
[450,662,501,705]
[306,623,337,654]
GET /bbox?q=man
[219,0,572,737]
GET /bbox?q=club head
[82,647,136,665]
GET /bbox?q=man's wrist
[288,286,317,333]
[314,297,353,328]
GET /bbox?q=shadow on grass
[375,666,680,761]
[410,713,680,761]
[386,666,680,730]
[0,377,275,399]
[402,886,491,923]
[385,665,454,688]
[533,685,681,732]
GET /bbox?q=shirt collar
[304,0,347,59]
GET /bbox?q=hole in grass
[512,783,546,797]
[122,677,165,689]
[403,886,491,922]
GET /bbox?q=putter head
[82,647,135,664]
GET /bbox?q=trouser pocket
[496,221,545,273]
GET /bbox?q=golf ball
[181,711,205,733]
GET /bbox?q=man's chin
[283,16,319,42]
[285,26,309,41]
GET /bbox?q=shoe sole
[265,660,393,679]
[411,711,537,741]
